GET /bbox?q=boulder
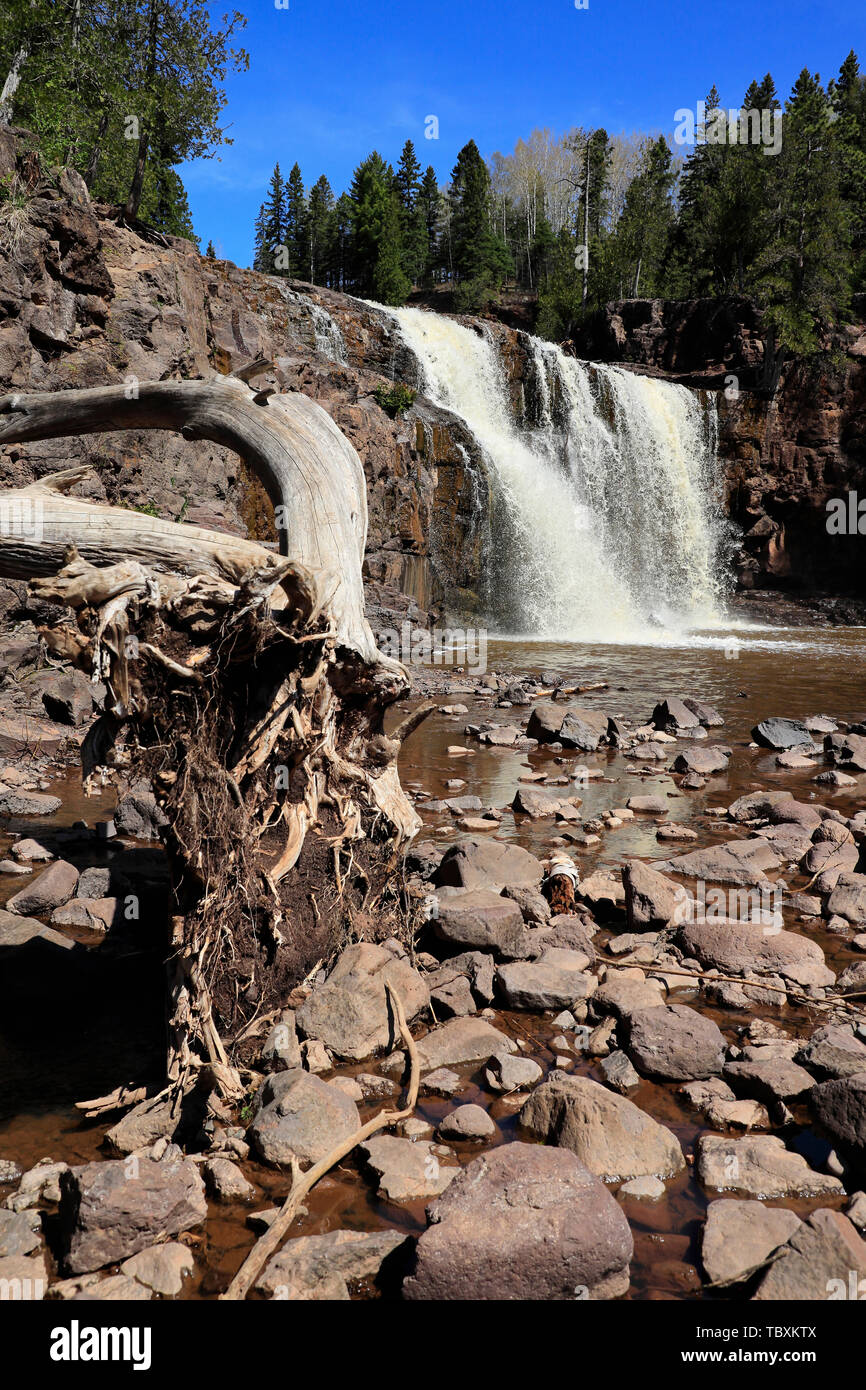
[40,670,101,726]
[660,838,780,885]
[519,1072,684,1181]
[403,1143,633,1301]
[826,873,866,925]
[652,698,700,733]
[723,1057,814,1103]
[622,859,683,931]
[0,786,62,817]
[810,1073,866,1161]
[436,1105,497,1142]
[673,746,730,775]
[204,1157,255,1203]
[60,1154,207,1274]
[295,942,428,1060]
[797,1025,866,1080]
[248,1069,360,1167]
[484,1052,543,1093]
[434,837,543,891]
[683,698,724,727]
[752,718,814,750]
[7,859,79,916]
[701,1200,801,1285]
[526,702,564,743]
[593,972,666,1019]
[676,919,834,989]
[558,707,609,751]
[727,790,791,822]
[695,1134,845,1199]
[511,787,566,818]
[256,1229,406,1300]
[496,948,595,1010]
[359,1136,456,1202]
[753,1209,866,1301]
[433,890,525,959]
[626,1004,726,1081]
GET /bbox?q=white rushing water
[381,305,731,643]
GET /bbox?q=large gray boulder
[519,1072,684,1181]
[7,860,79,916]
[433,890,525,959]
[659,838,780,886]
[256,1229,407,1300]
[60,1154,207,1274]
[753,1209,866,1300]
[626,1004,726,1081]
[676,919,834,989]
[752,718,814,750]
[403,1143,633,1301]
[622,859,683,931]
[434,837,543,891]
[248,1070,360,1167]
[701,1199,801,1285]
[696,1134,845,1199]
[810,1072,866,1162]
[496,948,595,1011]
[295,941,428,1061]
[797,1025,866,1080]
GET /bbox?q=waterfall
[382,304,730,642]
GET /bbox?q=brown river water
[1,620,865,1299]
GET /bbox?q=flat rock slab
[60,1155,207,1274]
[0,785,63,817]
[359,1136,456,1202]
[660,839,780,886]
[797,1024,866,1079]
[673,747,731,775]
[120,1242,194,1297]
[249,1069,359,1168]
[626,1004,726,1081]
[810,1073,866,1161]
[723,1057,814,1103]
[752,718,814,750]
[403,1142,633,1301]
[256,1228,407,1300]
[753,1209,866,1300]
[701,1199,801,1285]
[696,1134,845,1199]
[519,1072,684,1181]
[295,941,428,1061]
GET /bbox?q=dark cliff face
[570,296,866,602]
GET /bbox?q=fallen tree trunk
[0,372,425,1103]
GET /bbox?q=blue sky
[182,0,865,265]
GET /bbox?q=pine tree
[754,69,852,358]
[348,152,406,297]
[373,188,411,305]
[610,136,676,298]
[308,174,335,286]
[830,51,866,290]
[259,163,287,275]
[418,165,441,285]
[395,140,426,287]
[285,162,309,280]
[205,239,216,259]
[449,139,511,308]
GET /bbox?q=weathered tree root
[221,983,420,1301]
[0,375,424,1105]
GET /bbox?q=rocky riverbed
[1,628,866,1301]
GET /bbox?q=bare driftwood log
[0,373,427,1103]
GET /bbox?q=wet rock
[496,948,595,1010]
[512,786,566,818]
[51,897,117,932]
[519,1072,684,1180]
[753,1209,866,1300]
[726,789,790,822]
[0,859,32,875]
[104,1094,183,1156]
[676,919,834,989]
[248,1070,360,1168]
[626,1004,726,1081]
[626,794,669,814]
[256,1228,406,1300]
[578,870,626,913]
[558,708,609,752]
[359,1136,456,1202]
[723,1057,814,1103]
[59,1154,207,1274]
[833,731,866,772]
[652,698,700,733]
[656,823,698,841]
[673,746,731,775]
[797,1024,866,1079]
[695,1134,845,1198]
[437,1104,497,1142]
[701,1200,801,1285]
[814,769,857,789]
[0,785,62,817]
[403,1142,633,1301]
[622,859,683,931]
[434,837,543,891]
[12,839,55,862]
[752,718,814,750]
[295,941,428,1061]
[120,1242,194,1296]
[660,838,779,885]
[600,1050,641,1093]
[433,889,525,959]
[419,1068,462,1097]
[810,1073,866,1162]
[484,1052,543,1093]
[7,859,79,915]
[204,1157,255,1203]
[354,1073,398,1100]
[683,698,724,727]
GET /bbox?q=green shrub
[374,382,417,418]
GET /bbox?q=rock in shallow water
[295,941,428,1061]
[626,1004,726,1082]
[59,1154,207,1274]
[701,1199,801,1285]
[403,1142,633,1301]
[696,1134,845,1199]
[248,1069,359,1168]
